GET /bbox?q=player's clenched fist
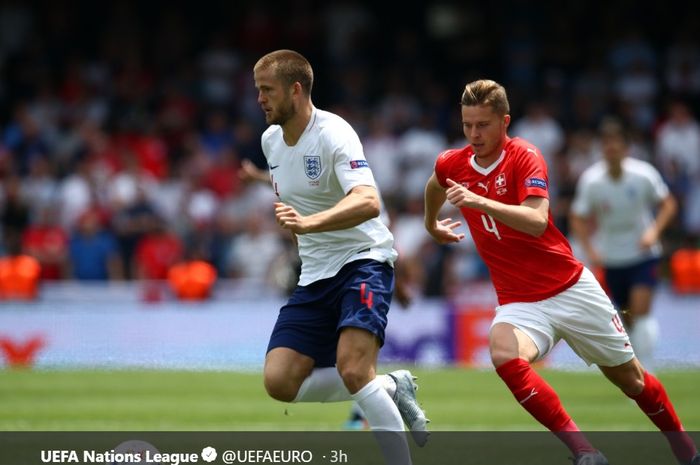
[445,178,481,209]
[274,202,308,234]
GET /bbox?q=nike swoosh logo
[270,165,279,170]
[519,388,538,404]
[646,404,665,416]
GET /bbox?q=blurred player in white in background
[570,119,677,368]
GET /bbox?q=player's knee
[602,359,646,396]
[490,348,517,368]
[263,372,298,402]
[338,365,371,394]
[619,371,645,396]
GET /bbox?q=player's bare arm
[238,159,270,184]
[445,178,548,237]
[569,213,603,267]
[423,173,465,244]
[274,184,380,234]
[639,194,677,249]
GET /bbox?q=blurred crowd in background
[1,0,699,299]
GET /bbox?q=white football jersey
[571,157,669,266]
[261,107,397,285]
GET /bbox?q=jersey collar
[301,107,318,139]
[470,149,506,175]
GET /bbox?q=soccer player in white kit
[570,120,677,368]
[253,50,427,464]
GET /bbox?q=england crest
[304,155,321,179]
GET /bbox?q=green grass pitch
[1,367,698,431]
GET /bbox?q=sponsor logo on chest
[476,181,490,193]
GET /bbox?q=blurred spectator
[3,104,50,176]
[655,100,700,180]
[613,59,659,132]
[557,129,603,235]
[232,118,266,170]
[134,218,184,280]
[155,77,197,163]
[68,207,122,280]
[112,185,161,280]
[1,175,30,247]
[198,32,240,105]
[198,110,235,161]
[378,70,422,134]
[0,1,697,299]
[323,0,373,65]
[421,242,455,297]
[79,122,121,179]
[626,128,655,163]
[56,156,99,230]
[563,129,602,181]
[226,209,282,282]
[21,204,68,280]
[570,59,611,130]
[203,148,242,200]
[27,81,61,145]
[391,198,429,268]
[664,28,700,101]
[106,152,158,212]
[179,169,219,233]
[390,197,429,296]
[607,26,657,74]
[21,155,58,219]
[511,101,565,198]
[125,125,169,181]
[655,100,700,238]
[397,113,447,199]
[501,22,539,104]
[363,116,401,201]
[151,160,188,233]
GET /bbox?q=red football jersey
[435,137,583,304]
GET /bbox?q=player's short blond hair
[461,80,510,116]
[254,49,314,96]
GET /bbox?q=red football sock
[496,358,595,455]
[628,371,697,463]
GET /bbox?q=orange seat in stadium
[670,249,700,294]
[167,260,217,301]
[0,255,41,300]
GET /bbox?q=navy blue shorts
[604,258,659,310]
[267,259,394,367]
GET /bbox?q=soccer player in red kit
[424,79,699,465]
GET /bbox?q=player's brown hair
[254,49,314,96]
[461,80,510,116]
[599,116,630,144]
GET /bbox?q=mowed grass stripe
[1,368,698,431]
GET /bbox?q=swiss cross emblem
[495,173,506,187]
